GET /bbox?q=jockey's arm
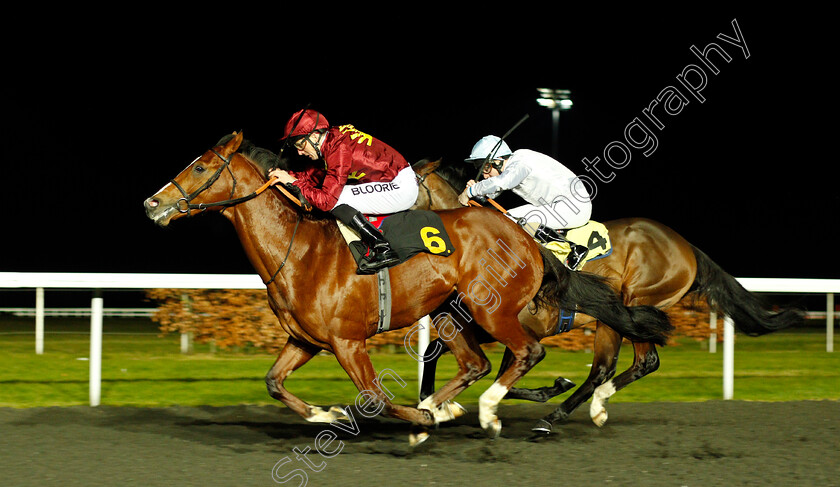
[466,159,530,200]
[290,155,354,212]
[268,168,297,185]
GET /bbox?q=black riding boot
[350,213,400,273]
[332,204,400,273]
[533,224,589,270]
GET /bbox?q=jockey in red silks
[270,109,418,274]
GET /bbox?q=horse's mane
[428,160,471,192]
[215,134,290,178]
[215,134,333,223]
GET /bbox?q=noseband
[171,149,247,215]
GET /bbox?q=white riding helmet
[465,135,512,163]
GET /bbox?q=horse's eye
[195,165,206,173]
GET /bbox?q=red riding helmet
[281,109,330,140]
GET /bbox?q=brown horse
[410,158,455,211]
[143,132,673,438]
[414,164,802,433]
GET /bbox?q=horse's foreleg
[502,346,576,402]
[330,337,435,427]
[422,335,574,405]
[265,338,346,423]
[505,376,577,402]
[590,341,660,426]
[534,322,622,433]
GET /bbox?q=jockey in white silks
[457,135,592,269]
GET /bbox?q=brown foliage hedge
[146,289,720,354]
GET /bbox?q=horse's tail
[690,246,803,335]
[537,247,674,346]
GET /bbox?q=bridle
[169,146,302,286]
[171,149,257,216]
[415,172,433,209]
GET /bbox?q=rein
[264,213,302,286]
[171,150,305,214]
[469,197,509,215]
[171,148,307,285]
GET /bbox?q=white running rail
[1,272,838,405]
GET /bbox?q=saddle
[338,209,455,268]
[541,220,612,271]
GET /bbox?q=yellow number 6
[420,227,447,254]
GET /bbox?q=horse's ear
[414,158,442,177]
[223,131,244,154]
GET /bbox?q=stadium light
[536,88,572,159]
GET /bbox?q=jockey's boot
[350,213,400,274]
[533,224,589,271]
[565,244,590,271]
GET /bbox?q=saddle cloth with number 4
[542,220,612,270]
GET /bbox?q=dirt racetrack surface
[1,400,837,486]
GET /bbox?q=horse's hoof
[419,400,468,424]
[409,426,430,447]
[306,406,342,423]
[591,408,608,427]
[446,401,468,419]
[484,418,502,439]
[329,406,349,421]
[531,419,552,434]
[556,377,576,394]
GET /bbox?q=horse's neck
[429,173,462,210]
[225,158,346,287]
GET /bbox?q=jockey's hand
[458,189,471,207]
[268,168,297,185]
[465,179,477,188]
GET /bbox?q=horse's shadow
[10,401,641,456]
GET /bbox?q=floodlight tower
[536,88,573,160]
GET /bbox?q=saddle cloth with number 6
[339,210,455,267]
[542,220,612,270]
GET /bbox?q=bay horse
[143,132,673,439]
[414,163,802,433]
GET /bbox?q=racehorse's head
[144,131,244,227]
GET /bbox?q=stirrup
[564,244,589,271]
[357,245,400,274]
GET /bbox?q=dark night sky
[2,10,837,281]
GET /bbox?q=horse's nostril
[146,198,159,208]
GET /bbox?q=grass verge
[1,327,837,408]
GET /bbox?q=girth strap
[376,268,392,334]
[557,309,576,334]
